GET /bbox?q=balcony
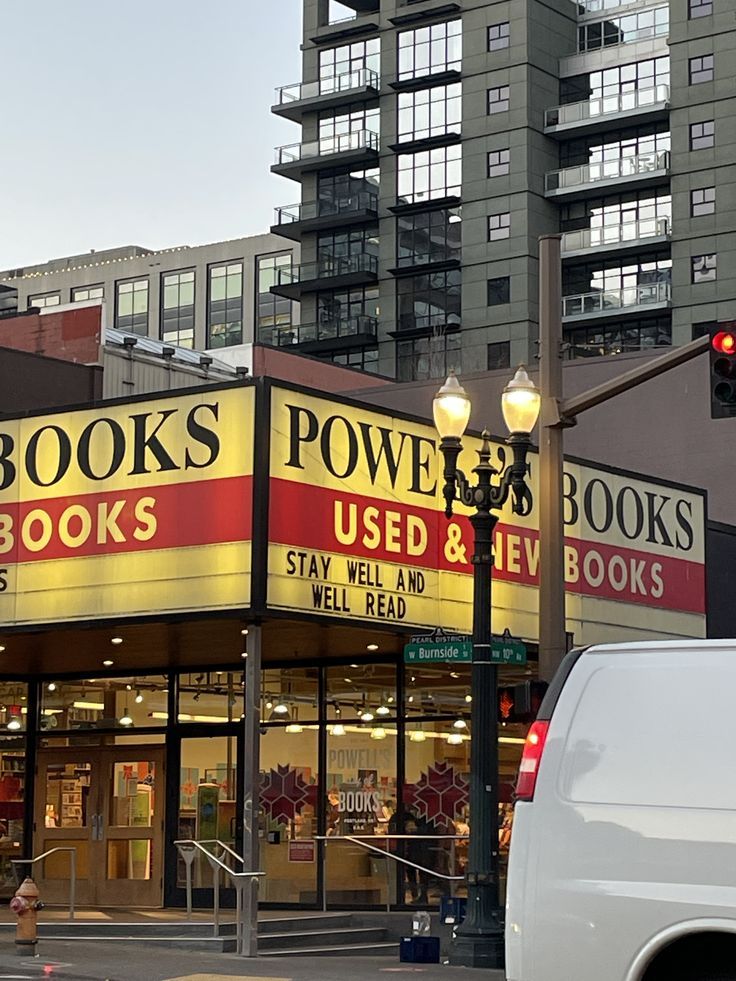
[562,282,671,323]
[271,192,379,242]
[544,85,670,138]
[272,69,379,123]
[270,254,379,300]
[272,130,379,179]
[267,315,378,353]
[577,0,649,18]
[545,151,670,199]
[561,218,670,259]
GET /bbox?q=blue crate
[400,936,441,963]
[440,896,467,924]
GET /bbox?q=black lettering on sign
[0,434,16,493]
[365,592,406,620]
[77,418,126,481]
[616,485,644,541]
[584,478,613,534]
[0,569,7,592]
[26,425,72,487]
[185,403,220,469]
[645,492,673,548]
[563,471,578,527]
[129,410,180,475]
[285,405,319,470]
[312,584,351,612]
[675,499,694,551]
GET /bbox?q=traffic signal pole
[537,234,710,682]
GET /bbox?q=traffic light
[498,682,549,724]
[709,325,736,419]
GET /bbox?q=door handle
[91,814,98,840]
[97,814,104,841]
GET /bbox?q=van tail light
[515,720,550,801]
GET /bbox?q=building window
[488,149,510,177]
[487,340,511,370]
[689,0,712,17]
[397,20,462,82]
[488,276,510,305]
[689,54,714,84]
[28,292,61,309]
[577,6,668,52]
[488,213,511,241]
[115,279,148,335]
[318,227,379,263]
[319,38,380,85]
[560,190,672,237]
[566,317,671,359]
[488,22,510,51]
[692,254,717,283]
[397,208,461,267]
[563,256,671,297]
[691,187,716,217]
[72,285,104,302]
[160,270,195,348]
[327,346,379,373]
[690,120,715,150]
[398,84,461,143]
[563,56,670,105]
[397,144,462,205]
[560,124,671,169]
[257,254,293,343]
[488,86,509,114]
[318,285,379,330]
[318,168,379,210]
[318,106,380,150]
[396,332,461,382]
[397,269,461,333]
[207,262,243,348]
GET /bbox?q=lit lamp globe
[501,366,541,436]
[433,371,472,440]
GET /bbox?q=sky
[0,0,304,269]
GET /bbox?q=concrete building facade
[0,234,301,368]
[269,0,735,379]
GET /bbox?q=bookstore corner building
[0,377,706,909]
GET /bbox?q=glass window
[397,145,462,204]
[397,268,461,332]
[564,56,670,105]
[692,254,717,283]
[115,278,149,335]
[207,262,243,348]
[319,106,380,149]
[328,347,379,373]
[488,22,510,51]
[318,285,380,329]
[397,332,461,382]
[488,148,510,177]
[318,226,379,262]
[41,676,168,730]
[397,208,462,267]
[178,671,244,724]
[319,37,380,86]
[566,317,671,359]
[318,168,380,210]
[72,285,104,303]
[0,736,25,893]
[28,293,60,310]
[488,86,509,114]
[160,270,195,349]
[488,212,511,241]
[256,253,293,344]
[326,664,397,722]
[578,6,668,51]
[689,0,712,17]
[691,187,715,217]
[689,54,714,84]
[398,83,461,143]
[488,276,510,305]
[397,20,462,81]
[488,340,511,370]
[690,120,714,150]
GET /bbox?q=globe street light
[433,366,540,969]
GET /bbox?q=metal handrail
[276,68,379,104]
[315,834,465,913]
[12,847,76,920]
[561,217,670,253]
[545,84,670,129]
[562,281,672,318]
[545,150,670,193]
[174,839,264,957]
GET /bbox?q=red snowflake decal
[404,762,468,829]
[260,765,317,824]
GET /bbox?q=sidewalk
[0,938,506,981]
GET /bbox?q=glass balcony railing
[270,315,378,348]
[545,151,670,194]
[561,217,670,253]
[545,85,670,130]
[274,129,379,166]
[274,193,379,227]
[275,254,378,288]
[275,68,379,106]
[577,0,644,14]
[562,281,671,319]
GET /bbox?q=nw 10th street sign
[403,630,527,665]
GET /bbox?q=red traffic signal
[712,331,736,355]
[709,325,736,419]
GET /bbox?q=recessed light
[241,628,249,636]
[47,683,57,692]
[111,637,123,645]
[360,710,374,723]
[350,664,359,669]
[465,694,472,703]
[376,705,390,717]
[453,719,468,730]
[241,652,248,659]
[103,659,114,667]
[366,644,379,652]
[0,646,5,653]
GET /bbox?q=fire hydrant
[10,877,43,955]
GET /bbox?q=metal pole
[241,625,262,958]
[213,864,220,938]
[538,234,568,683]
[449,508,503,969]
[69,849,75,921]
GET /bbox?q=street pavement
[0,940,506,981]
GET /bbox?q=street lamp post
[433,367,540,970]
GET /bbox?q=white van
[506,641,736,981]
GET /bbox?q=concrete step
[263,941,400,958]
[258,913,354,935]
[258,926,387,952]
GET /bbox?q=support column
[242,625,262,957]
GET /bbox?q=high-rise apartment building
[269,0,735,380]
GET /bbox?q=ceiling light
[285,723,303,734]
[111,637,123,645]
[366,644,379,651]
[465,694,472,703]
[47,683,57,692]
[387,696,394,704]
[371,727,387,740]
[409,730,427,743]
[7,719,21,732]
[119,708,133,727]
[241,652,248,659]
[103,660,114,667]
[0,646,5,653]
[360,710,374,723]
[350,664,359,669]
[331,724,346,737]
[241,628,249,636]
[376,705,390,717]
[134,691,143,704]
[447,733,464,745]
[272,701,289,715]
[265,700,273,711]
[453,719,468,730]
[343,677,352,684]
[450,672,460,679]
[73,701,105,711]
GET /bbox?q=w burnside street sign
[403,628,527,664]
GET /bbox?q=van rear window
[560,658,736,810]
